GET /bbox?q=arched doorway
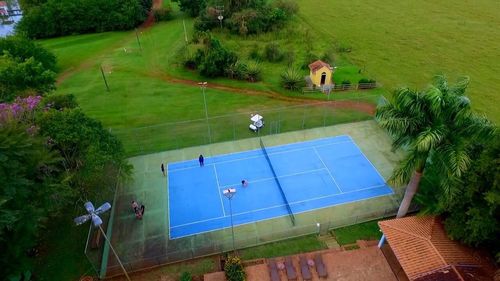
[320,72,327,85]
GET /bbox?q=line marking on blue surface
[170,188,394,239]
[171,215,226,228]
[218,168,329,189]
[346,135,387,181]
[166,165,171,240]
[168,140,353,172]
[313,146,344,193]
[213,165,226,217]
[171,184,388,229]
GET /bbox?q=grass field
[297,0,500,123]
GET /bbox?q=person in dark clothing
[199,154,204,167]
[161,163,165,176]
[140,205,145,216]
[131,201,139,213]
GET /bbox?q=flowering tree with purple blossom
[0,95,42,125]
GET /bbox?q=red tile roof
[308,60,331,74]
[378,216,493,281]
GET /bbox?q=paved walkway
[204,246,397,281]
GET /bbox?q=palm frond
[415,125,444,152]
[389,148,428,186]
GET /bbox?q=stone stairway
[318,233,341,249]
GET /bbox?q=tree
[0,54,56,101]
[37,108,130,200]
[417,136,499,257]
[195,38,237,78]
[0,97,72,278]
[375,76,495,218]
[0,36,57,71]
[17,0,149,38]
[174,0,206,17]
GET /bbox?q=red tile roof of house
[378,216,493,281]
[308,60,331,74]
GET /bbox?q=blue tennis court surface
[167,135,393,239]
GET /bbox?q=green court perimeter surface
[103,120,404,277]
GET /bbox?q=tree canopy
[417,135,499,259]
[16,0,151,38]
[376,76,495,217]
[0,36,57,102]
[0,94,130,278]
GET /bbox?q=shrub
[43,94,79,110]
[17,0,149,38]
[246,61,261,82]
[341,79,351,90]
[153,6,174,22]
[358,78,376,89]
[224,255,246,281]
[274,0,299,16]
[248,44,261,60]
[264,42,283,62]
[280,68,303,91]
[226,61,248,80]
[195,38,237,77]
[180,271,192,281]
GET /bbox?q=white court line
[213,165,226,217]
[313,146,344,193]
[168,140,353,172]
[167,135,351,166]
[218,168,329,189]
[170,187,394,239]
[171,183,388,229]
[166,164,171,239]
[346,135,387,182]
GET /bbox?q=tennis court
[167,135,393,239]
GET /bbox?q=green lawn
[239,235,327,260]
[333,220,382,245]
[297,0,500,123]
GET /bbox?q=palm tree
[376,75,495,218]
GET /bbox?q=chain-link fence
[112,94,380,156]
[103,202,413,277]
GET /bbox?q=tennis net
[259,138,296,226]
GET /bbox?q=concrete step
[318,234,341,249]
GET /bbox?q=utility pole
[100,66,110,92]
[135,28,142,51]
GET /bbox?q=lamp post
[198,82,211,143]
[223,188,237,252]
[74,202,131,281]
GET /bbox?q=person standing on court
[199,154,204,167]
[161,162,165,176]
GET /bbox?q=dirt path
[147,71,376,115]
[56,0,376,116]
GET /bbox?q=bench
[285,256,297,281]
[299,256,312,281]
[314,253,328,279]
[267,259,281,281]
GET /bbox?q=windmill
[75,202,131,281]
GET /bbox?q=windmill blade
[84,201,95,213]
[91,214,103,227]
[94,202,111,215]
[74,214,92,226]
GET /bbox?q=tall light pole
[74,202,131,281]
[223,188,236,252]
[198,81,211,143]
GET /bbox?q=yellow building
[308,60,334,88]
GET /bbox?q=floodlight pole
[98,225,131,281]
[223,188,236,253]
[199,82,211,143]
[75,202,131,281]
